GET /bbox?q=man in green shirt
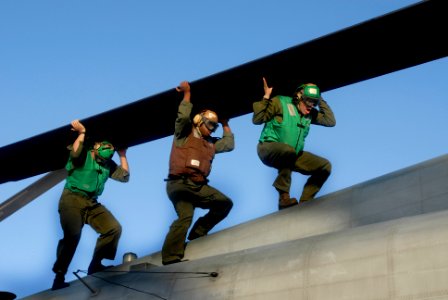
[253,78,336,210]
[162,81,234,265]
[51,119,130,290]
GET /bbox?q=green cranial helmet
[303,85,320,99]
[96,141,115,160]
[296,83,321,105]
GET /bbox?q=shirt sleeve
[252,96,283,124]
[214,131,235,153]
[174,100,193,147]
[310,98,336,127]
[109,160,130,182]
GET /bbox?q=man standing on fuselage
[253,78,336,210]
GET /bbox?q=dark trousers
[52,189,122,275]
[162,178,233,263]
[257,142,332,201]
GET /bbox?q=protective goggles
[202,116,219,132]
[302,96,320,107]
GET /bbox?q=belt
[64,188,98,200]
[165,174,208,185]
[165,174,185,181]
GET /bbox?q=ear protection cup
[193,114,203,126]
[193,110,219,132]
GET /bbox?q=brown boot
[278,193,298,210]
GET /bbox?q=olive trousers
[162,178,233,264]
[257,142,332,201]
[52,189,122,275]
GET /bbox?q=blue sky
[1,0,447,298]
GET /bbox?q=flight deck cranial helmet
[193,110,219,133]
[94,141,115,160]
[295,83,321,107]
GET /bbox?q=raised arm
[117,148,129,173]
[311,98,336,127]
[109,148,130,182]
[215,118,235,153]
[70,119,86,157]
[252,77,281,124]
[176,81,191,103]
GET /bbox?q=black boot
[88,259,113,275]
[162,258,189,265]
[187,230,202,241]
[51,272,70,290]
[188,222,207,241]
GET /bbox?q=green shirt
[259,96,311,153]
[64,147,129,198]
[253,95,336,152]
